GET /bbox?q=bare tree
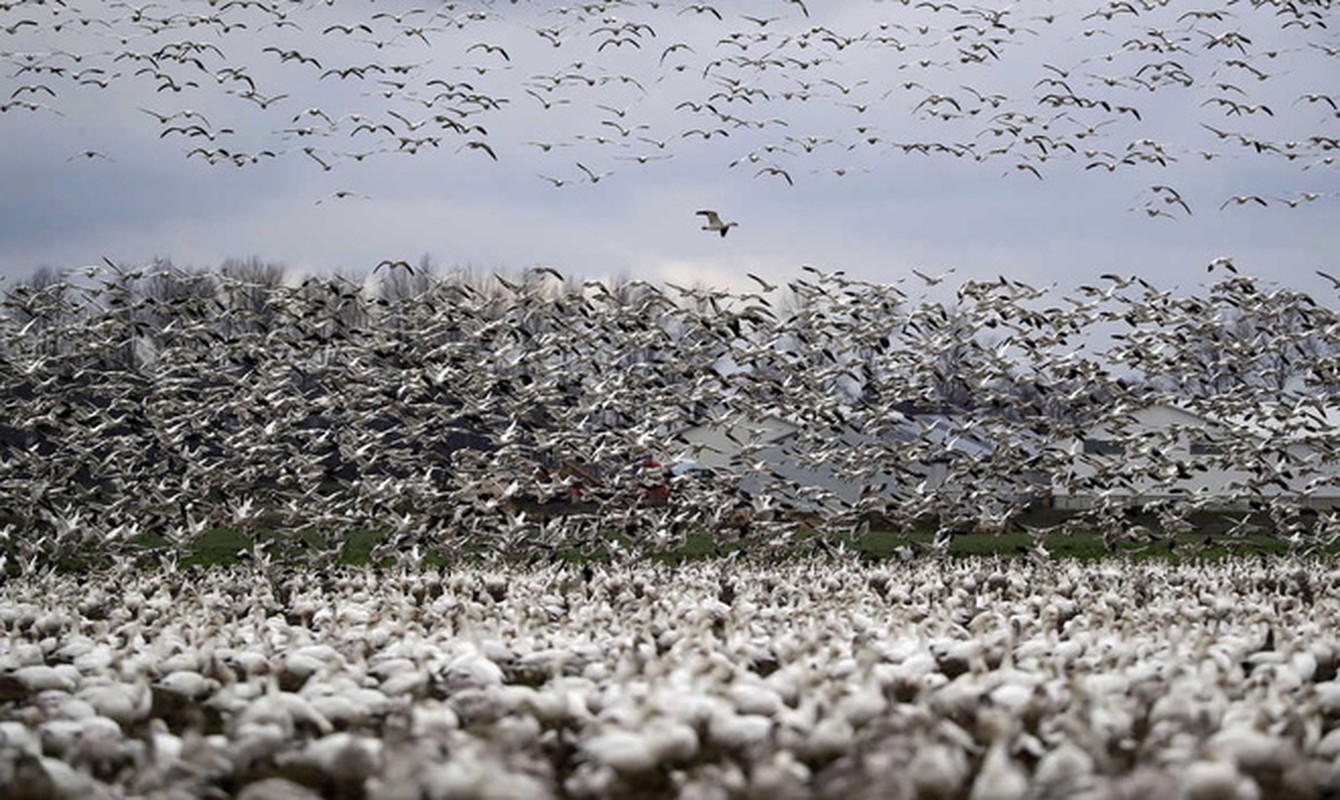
[217,256,286,336]
[3,266,75,358]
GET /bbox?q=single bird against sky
[697,209,738,237]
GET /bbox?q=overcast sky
[0,0,1336,297]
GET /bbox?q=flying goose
[697,209,738,237]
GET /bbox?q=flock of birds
[0,0,1335,217]
[2,557,1340,798]
[2,260,1339,569]
[3,3,1339,797]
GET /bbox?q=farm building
[673,409,1042,518]
[1052,401,1340,510]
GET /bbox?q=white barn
[673,410,1025,516]
[1052,402,1340,510]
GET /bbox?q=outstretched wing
[696,210,722,226]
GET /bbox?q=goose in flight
[697,209,738,237]
[576,162,612,183]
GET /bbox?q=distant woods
[2,258,1339,564]
[9,256,1327,401]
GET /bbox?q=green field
[154,520,1327,571]
[12,507,1334,574]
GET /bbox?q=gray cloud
[0,0,1336,294]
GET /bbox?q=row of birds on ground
[2,558,1340,798]
[1,0,1336,218]
[2,259,1339,565]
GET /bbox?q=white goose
[696,209,738,237]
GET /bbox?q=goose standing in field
[696,209,738,237]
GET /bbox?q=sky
[0,0,1336,298]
